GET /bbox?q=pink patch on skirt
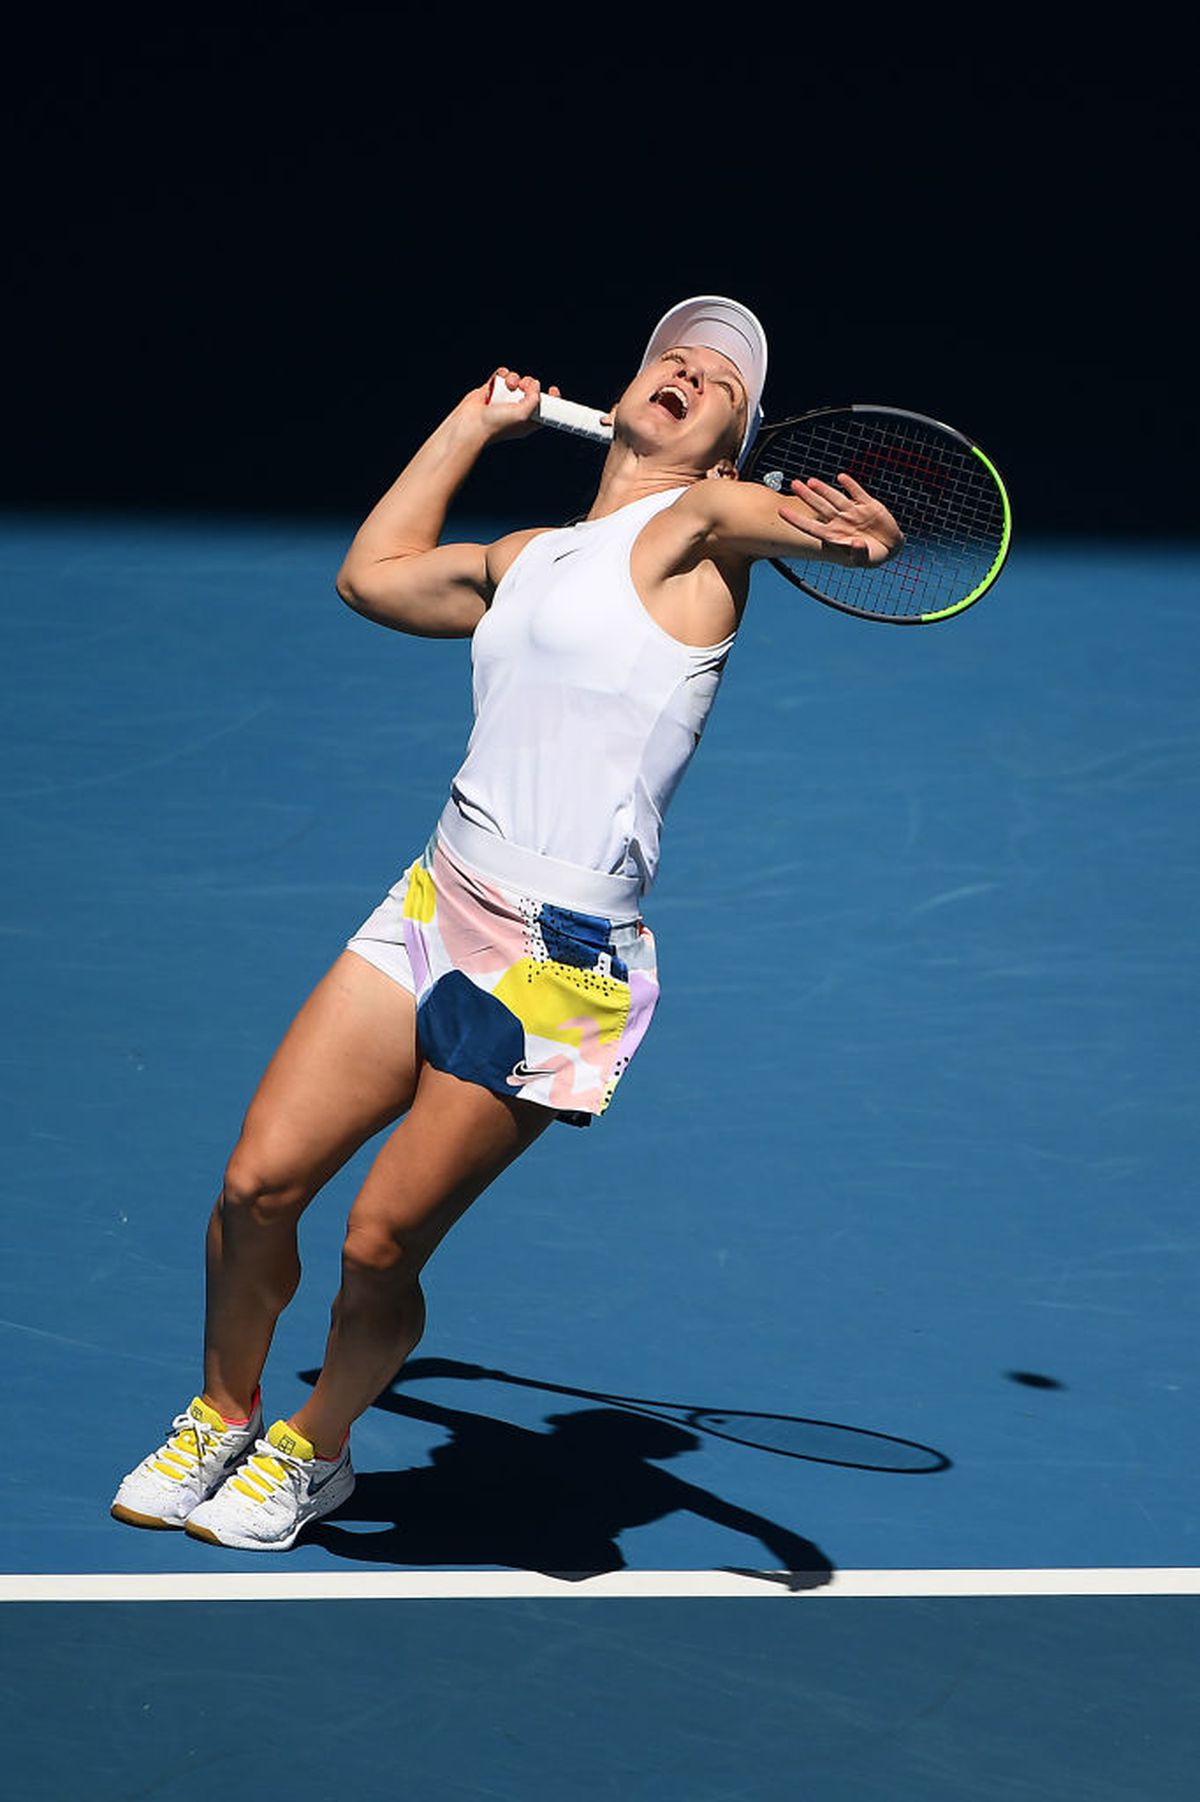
[430,842,532,976]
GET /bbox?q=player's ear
[705,459,738,480]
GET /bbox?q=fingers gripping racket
[487,373,613,441]
[487,376,1012,625]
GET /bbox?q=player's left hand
[778,473,904,567]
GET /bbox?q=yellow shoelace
[149,1415,215,1483]
[231,1448,304,1504]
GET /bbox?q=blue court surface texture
[2,513,1198,1798]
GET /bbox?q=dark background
[6,20,1187,536]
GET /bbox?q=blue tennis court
[3,514,1197,1796]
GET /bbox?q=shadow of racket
[393,1357,951,1474]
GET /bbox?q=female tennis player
[111,296,903,1550]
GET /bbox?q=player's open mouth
[650,383,689,421]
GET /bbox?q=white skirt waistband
[436,802,643,921]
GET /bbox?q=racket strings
[761,415,1006,620]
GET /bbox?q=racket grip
[487,374,613,443]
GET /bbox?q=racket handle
[487,374,613,443]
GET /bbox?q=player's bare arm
[335,372,554,637]
[677,470,905,570]
[631,470,905,646]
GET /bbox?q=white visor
[640,294,768,465]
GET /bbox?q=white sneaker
[184,1419,355,1551]
[111,1394,262,1530]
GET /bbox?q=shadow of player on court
[298,1365,833,1587]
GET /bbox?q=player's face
[615,345,748,470]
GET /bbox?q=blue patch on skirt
[539,903,629,982]
[417,971,526,1095]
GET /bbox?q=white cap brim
[640,294,768,465]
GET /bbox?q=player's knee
[221,1145,311,1226]
[340,1216,416,1283]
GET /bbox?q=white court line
[2,1569,1199,1604]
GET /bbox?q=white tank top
[447,486,736,896]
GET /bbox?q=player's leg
[112,949,419,1530]
[183,1066,553,1550]
[294,1063,553,1455]
[203,949,421,1420]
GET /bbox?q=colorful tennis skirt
[347,825,660,1126]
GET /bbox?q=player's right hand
[464,369,560,443]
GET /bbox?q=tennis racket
[746,406,1011,625]
[487,377,1012,625]
[395,1356,950,1474]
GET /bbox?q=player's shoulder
[485,526,555,588]
[666,475,765,523]
[652,475,769,558]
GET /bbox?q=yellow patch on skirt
[401,861,437,924]
[492,957,630,1047]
